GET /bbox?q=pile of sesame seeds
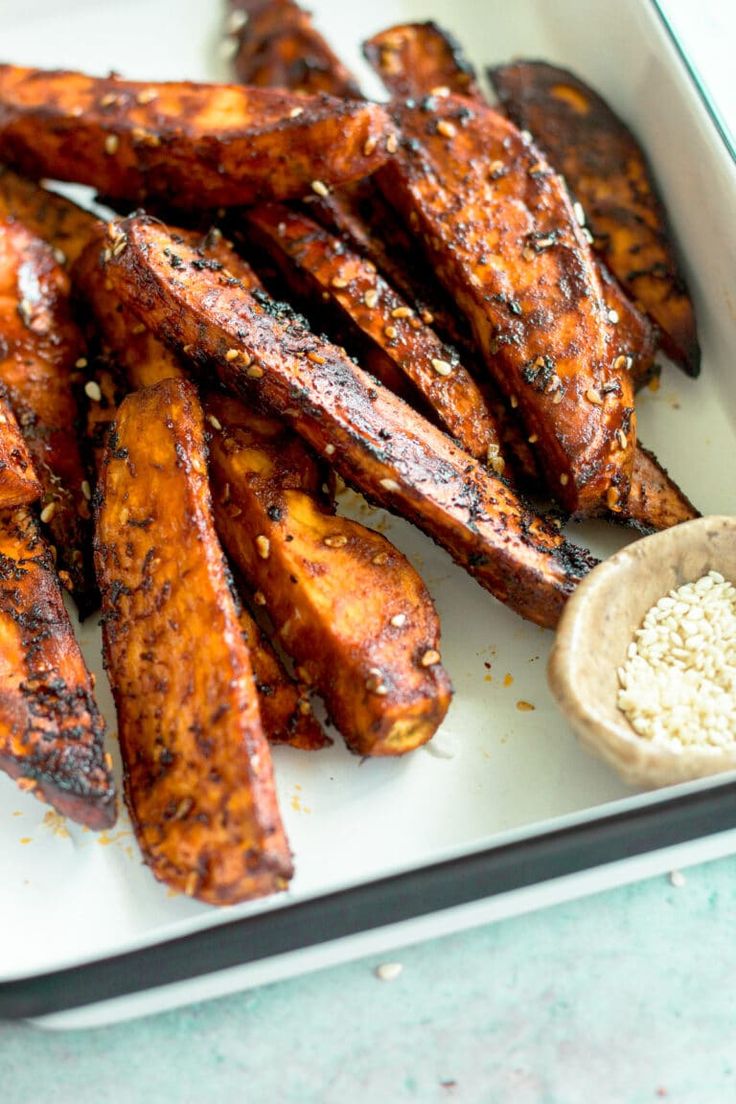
[617,571,736,750]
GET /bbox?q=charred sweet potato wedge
[103,215,597,628]
[228,0,361,98]
[245,203,506,469]
[616,445,699,533]
[0,64,395,209]
[0,390,40,507]
[0,506,115,828]
[95,378,292,904]
[0,216,95,613]
[363,21,482,100]
[206,393,451,755]
[376,96,637,516]
[0,166,102,267]
[595,258,659,391]
[489,61,700,375]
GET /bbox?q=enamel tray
[1,0,735,1028]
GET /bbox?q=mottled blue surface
[2,856,735,1103]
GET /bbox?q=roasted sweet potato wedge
[0,64,395,209]
[0,166,102,267]
[365,23,659,391]
[103,215,597,627]
[95,378,292,904]
[0,506,114,828]
[244,203,506,469]
[228,0,361,98]
[0,390,40,507]
[489,61,700,375]
[363,21,482,100]
[615,445,699,533]
[0,216,95,613]
[206,393,451,755]
[375,95,636,516]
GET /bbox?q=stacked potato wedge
[0,0,704,905]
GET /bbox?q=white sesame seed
[385,133,398,154]
[669,870,687,888]
[255,535,270,559]
[390,613,407,627]
[607,308,620,324]
[420,649,441,667]
[379,478,400,492]
[84,380,102,402]
[40,502,57,524]
[574,201,586,226]
[364,289,379,309]
[324,443,335,456]
[375,962,403,982]
[81,480,92,501]
[104,134,119,155]
[207,414,222,430]
[136,89,158,105]
[226,9,248,33]
[431,358,453,377]
[311,180,329,198]
[289,106,304,118]
[436,119,456,138]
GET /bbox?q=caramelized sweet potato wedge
[0,166,102,267]
[365,22,659,391]
[377,95,636,515]
[0,216,95,613]
[489,61,700,375]
[95,378,292,904]
[0,391,40,507]
[103,215,597,628]
[0,506,115,828]
[206,393,451,755]
[364,21,482,100]
[228,0,361,97]
[0,64,395,210]
[245,203,506,468]
[615,445,699,533]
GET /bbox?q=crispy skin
[206,393,451,755]
[95,379,292,904]
[229,0,361,97]
[489,61,700,375]
[615,445,699,532]
[364,24,659,390]
[245,203,505,468]
[377,96,636,515]
[0,216,95,613]
[0,389,40,507]
[363,21,482,100]
[0,65,395,209]
[0,506,114,828]
[0,166,102,266]
[103,216,597,628]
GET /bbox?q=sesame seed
[669,870,687,888]
[420,309,434,324]
[207,414,222,431]
[390,613,407,627]
[323,534,348,548]
[583,227,594,244]
[75,357,88,369]
[520,129,532,142]
[528,433,538,444]
[363,135,377,156]
[379,478,400,492]
[131,322,146,335]
[614,354,632,372]
[386,134,399,154]
[218,36,239,60]
[253,590,267,606]
[606,486,620,510]
[311,180,329,197]
[384,325,398,340]
[331,276,348,289]
[225,348,239,361]
[391,306,412,319]
[372,552,389,566]
[100,92,118,107]
[488,159,506,177]
[420,649,441,667]
[616,429,628,450]
[516,700,535,712]
[184,872,198,896]
[104,134,119,155]
[574,201,586,225]
[437,119,456,138]
[430,358,453,377]
[289,106,304,118]
[586,388,603,405]
[552,390,564,405]
[84,381,102,402]
[307,351,326,364]
[53,247,67,265]
[226,8,248,32]
[559,473,569,486]
[255,535,270,559]
[324,443,335,456]
[510,395,519,409]
[487,444,505,475]
[40,502,57,523]
[137,88,158,105]
[364,289,379,309]
[246,365,264,379]
[430,85,450,97]
[608,308,620,324]
[81,480,92,501]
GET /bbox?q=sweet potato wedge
[0,216,95,613]
[0,64,395,209]
[365,22,659,391]
[206,393,451,755]
[103,215,597,628]
[0,166,102,267]
[363,21,482,100]
[489,61,700,375]
[0,390,40,507]
[244,203,506,469]
[0,506,115,828]
[95,378,292,904]
[228,0,361,98]
[615,445,699,533]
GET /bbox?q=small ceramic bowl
[548,515,736,788]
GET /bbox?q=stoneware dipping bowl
[548,515,736,788]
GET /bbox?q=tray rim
[2,0,736,1019]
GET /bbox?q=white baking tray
[1,0,735,1028]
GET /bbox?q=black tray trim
[2,779,735,1019]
